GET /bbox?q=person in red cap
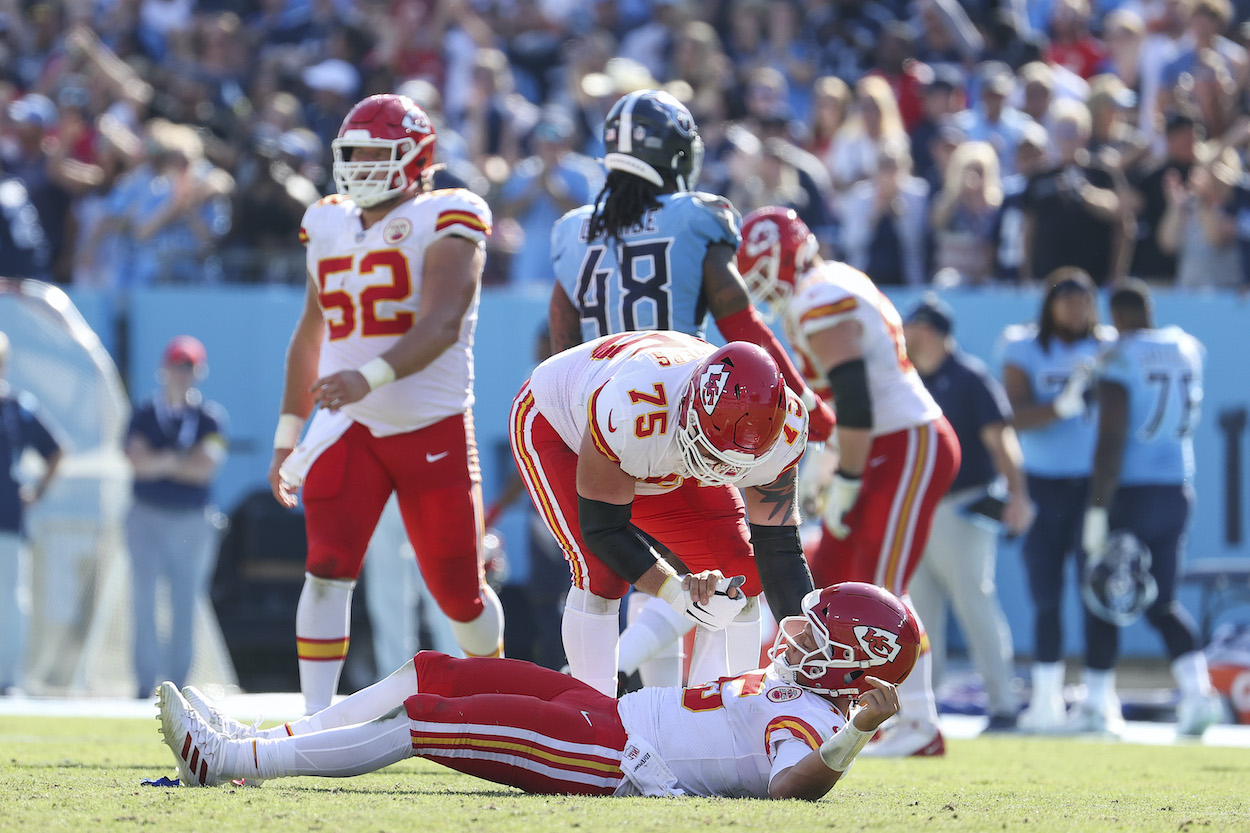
[126,334,228,698]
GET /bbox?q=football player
[1078,279,1222,736]
[511,331,808,696]
[268,94,504,715]
[737,207,960,756]
[548,91,834,685]
[1000,269,1110,732]
[159,582,916,800]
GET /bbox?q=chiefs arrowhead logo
[745,218,780,258]
[854,625,902,662]
[403,107,433,135]
[767,685,804,703]
[383,218,412,244]
[698,362,729,415]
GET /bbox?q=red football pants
[810,417,960,597]
[509,384,760,599]
[301,414,486,621]
[406,651,626,795]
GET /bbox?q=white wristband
[800,387,819,412]
[273,413,304,450]
[818,720,871,772]
[658,573,687,611]
[358,357,397,391]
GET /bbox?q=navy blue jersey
[1099,327,1204,486]
[919,351,1012,492]
[0,391,61,534]
[128,395,228,508]
[551,191,741,340]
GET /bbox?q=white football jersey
[300,188,492,436]
[528,332,807,496]
[784,261,940,436]
[616,664,846,797]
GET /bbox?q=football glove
[1082,507,1109,562]
[1053,362,1093,420]
[663,574,748,630]
[823,471,862,539]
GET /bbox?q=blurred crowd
[0,0,1249,291]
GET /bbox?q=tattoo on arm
[754,468,798,522]
[548,284,584,354]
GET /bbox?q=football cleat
[859,720,945,757]
[1061,692,1125,737]
[182,686,258,739]
[1018,695,1068,734]
[157,681,228,787]
[1176,692,1224,737]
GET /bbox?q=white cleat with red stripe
[182,686,258,739]
[157,681,227,787]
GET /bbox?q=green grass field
[2,715,1247,833]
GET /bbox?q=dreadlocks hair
[1038,267,1098,353]
[586,171,668,244]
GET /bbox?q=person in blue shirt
[1078,279,1223,736]
[0,331,63,695]
[126,336,228,698]
[999,269,1112,732]
[904,296,1034,732]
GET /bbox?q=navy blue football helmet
[602,89,703,191]
[1082,530,1158,626]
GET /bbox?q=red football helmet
[331,94,436,207]
[768,582,921,698]
[737,206,819,319]
[676,342,786,486]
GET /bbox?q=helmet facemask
[331,131,433,208]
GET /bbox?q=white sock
[1031,661,1065,706]
[1172,651,1215,698]
[447,584,504,657]
[619,594,691,685]
[262,658,420,738]
[725,596,762,676]
[256,710,413,779]
[898,649,940,726]
[562,587,621,696]
[1083,667,1115,709]
[296,574,356,715]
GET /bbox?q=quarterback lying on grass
[157,582,917,800]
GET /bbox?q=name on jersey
[767,686,804,703]
[579,208,659,242]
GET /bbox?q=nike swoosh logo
[869,456,888,468]
[606,412,618,433]
[580,710,592,726]
[426,451,449,463]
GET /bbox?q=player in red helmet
[509,331,808,696]
[158,581,909,799]
[268,93,503,716]
[738,206,960,757]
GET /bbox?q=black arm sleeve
[826,358,873,429]
[749,523,814,620]
[578,496,660,584]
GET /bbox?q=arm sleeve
[715,305,807,395]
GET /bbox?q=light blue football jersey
[1099,326,1204,485]
[999,324,1112,478]
[550,191,741,340]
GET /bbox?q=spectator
[904,295,1033,732]
[3,94,69,281]
[830,75,908,192]
[70,114,142,289]
[0,331,63,696]
[1158,0,1247,120]
[1021,98,1126,285]
[1086,74,1154,177]
[499,109,602,286]
[1130,109,1201,281]
[866,20,928,133]
[953,61,1038,178]
[840,137,930,286]
[1098,10,1149,128]
[930,140,1003,285]
[1158,143,1243,287]
[805,76,852,186]
[910,66,966,192]
[993,122,1050,283]
[126,335,227,698]
[999,269,1111,733]
[1045,0,1106,80]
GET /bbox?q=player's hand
[806,396,837,444]
[1082,507,1109,563]
[851,677,900,733]
[268,448,299,508]
[1053,361,1093,420]
[674,571,747,630]
[311,370,371,413]
[1003,490,1037,537]
[822,471,862,539]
